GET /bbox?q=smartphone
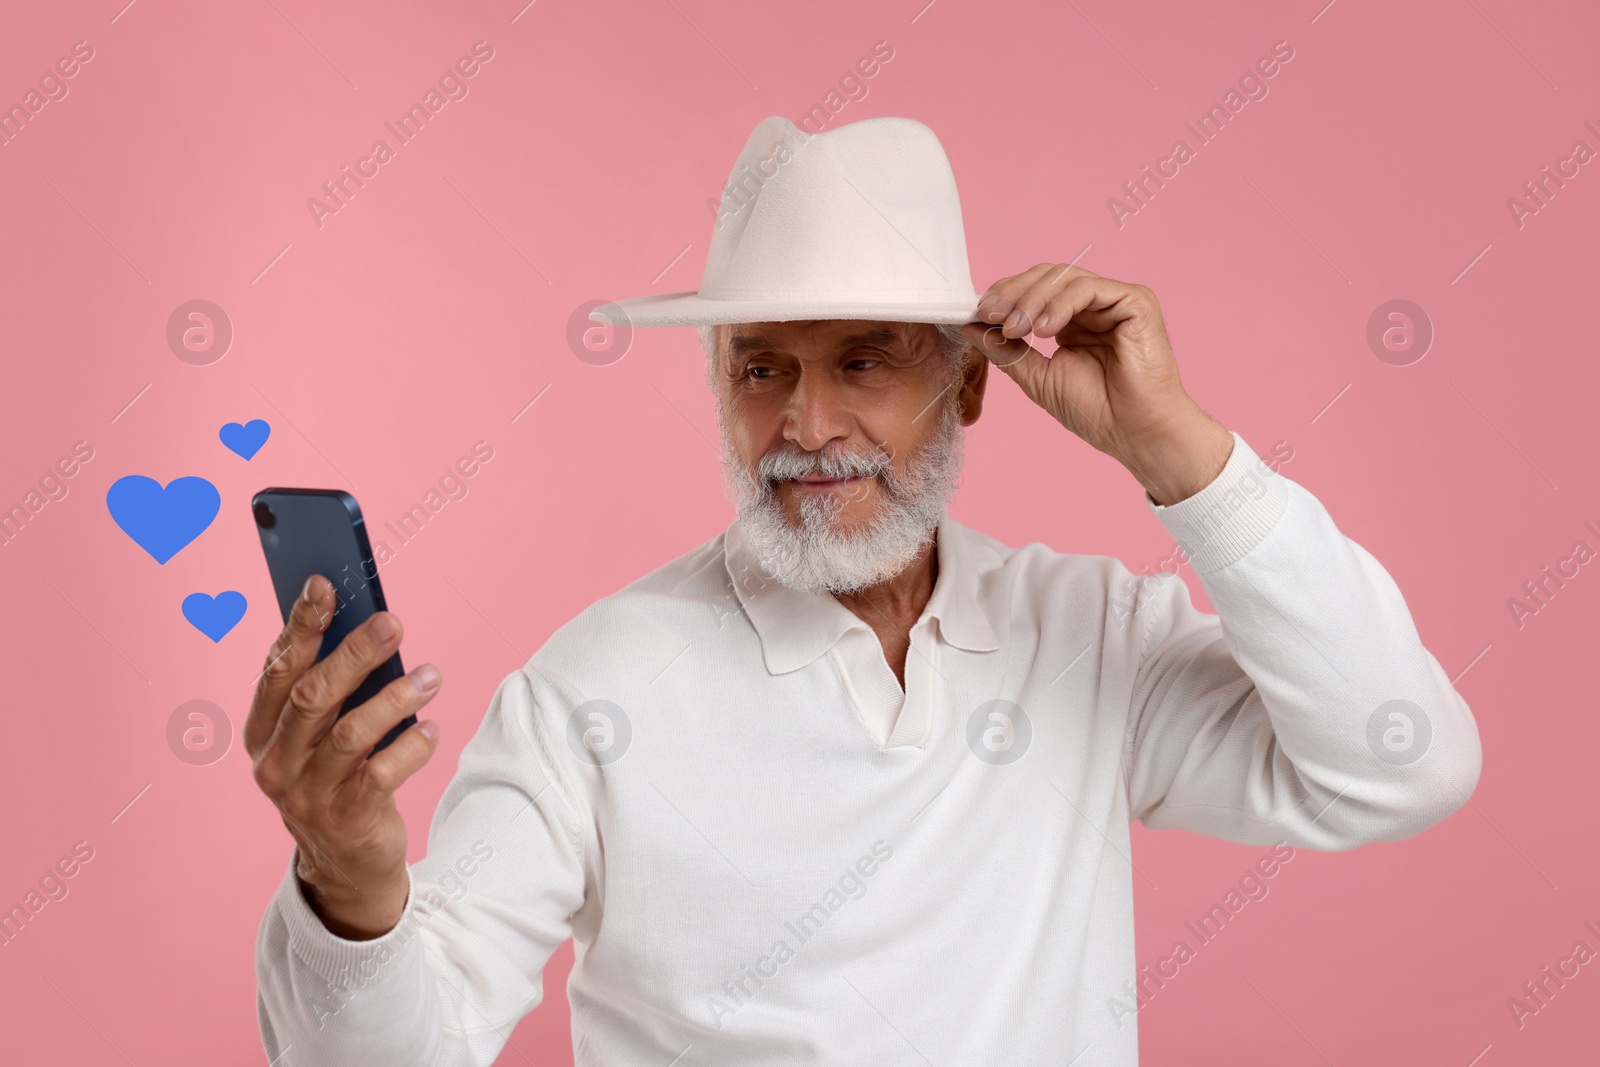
[251,488,415,756]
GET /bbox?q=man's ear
[958,344,988,427]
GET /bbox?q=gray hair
[698,322,972,395]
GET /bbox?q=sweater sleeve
[255,666,590,1067]
[1121,433,1483,849]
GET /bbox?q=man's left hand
[961,263,1234,506]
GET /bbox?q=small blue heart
[182,591,247,642]
[106,475,221,564]
[219,419,271,460]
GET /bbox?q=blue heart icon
[106,475,221,564]
[182,591,247,642]
[219,419,271,460]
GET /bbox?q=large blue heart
[219,419,271,460]
[182,591,247,642]
[106,475,221,564]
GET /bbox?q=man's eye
[747,366,775,379]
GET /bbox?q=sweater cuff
[1146,432,1289,576]
[274,848,426,993]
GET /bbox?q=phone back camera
[253,501,277,529]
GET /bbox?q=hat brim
[590,291,984,328]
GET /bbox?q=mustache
[757,443,893,486]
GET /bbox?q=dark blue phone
[251,488,414,756]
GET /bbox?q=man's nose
[783,372,852,452]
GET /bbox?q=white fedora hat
[591,115,983,328]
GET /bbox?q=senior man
[252,117,1481,1066]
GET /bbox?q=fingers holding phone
[246,486,449,939]
[301,649,443,799]
[244,574,335,757]
[274,603,406,776]
[245,571,443,939]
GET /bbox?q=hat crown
[700,116,975,305]
[593,115,981,326]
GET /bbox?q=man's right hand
[245,575,443,940]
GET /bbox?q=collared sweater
[255,433,1482,1066]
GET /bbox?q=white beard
[718,392,966,595]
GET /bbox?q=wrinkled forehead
[717,319,932,358]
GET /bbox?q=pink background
[1,0,1596,1062]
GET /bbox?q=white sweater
[255,434,1482,1066]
